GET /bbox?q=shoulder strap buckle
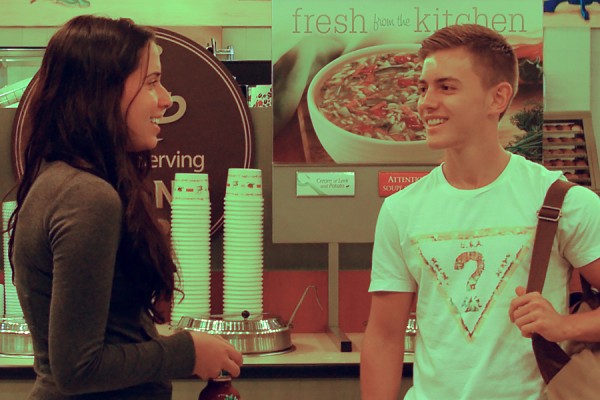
[537,205,562,222]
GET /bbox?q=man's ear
[489,82,513,118]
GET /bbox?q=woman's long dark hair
[7,15,177,323]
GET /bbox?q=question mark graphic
[454,251,485,291]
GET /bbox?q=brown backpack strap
[526,180,576,293]
[526,179,576,384]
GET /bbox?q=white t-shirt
[369,154,600,400]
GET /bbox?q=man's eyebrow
[418,77,460,85]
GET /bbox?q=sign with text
[11,28,253,236]
[296,172,355,197]
[272,0,543,165]
[0,0,271,27]
[378,171,429,197]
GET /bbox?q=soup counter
[0,332,415,400]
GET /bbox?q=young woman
[8,15,242,399]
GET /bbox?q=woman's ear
[489,81,514,119]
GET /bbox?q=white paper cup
[223,305,263,313]
[225,168,263,198]
[171,221,211,228]
[224,232,263,239]
[222,215,263,223]
[175,259,211,266]
[171,199,211,206]
[223,281,263,287]
[172,245,211,252]
[223,203,262,210]
[223,266,263,274]
[223,237,262,244]
[223,216,263,224]
[224,253,263,260]
[171,238,211,245]
[223,300,263,308]
[223,243,262,250]
[224,207,263,214]
[224,199,264,208]
[172,173,210,201]
[171,227,211,233]
[171,234,211,240]
[170,212,211,219]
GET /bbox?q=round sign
[12,27,253,236]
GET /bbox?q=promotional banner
[10,28,253,236]
[0,0,270,27]
[272,0,544,165]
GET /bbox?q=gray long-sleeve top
[12,161,195,399]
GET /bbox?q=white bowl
[307,44,444,164]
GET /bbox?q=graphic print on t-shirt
[413,227,533,337]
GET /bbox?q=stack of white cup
[170,173,212,323]
[222,168,264,319]
[2,201,20,316]
[0,283,3,316]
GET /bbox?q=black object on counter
[223,61,271,86]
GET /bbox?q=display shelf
[0,48,43,105]
[543,112,598,190]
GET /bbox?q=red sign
[378,171,428,197]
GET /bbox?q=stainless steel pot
[177,313,292,355]
[0,316,33,356]
[405,316,418,353]
[174,285,324,355]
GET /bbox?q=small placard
[296,172,355,197]
[378,171,429,197]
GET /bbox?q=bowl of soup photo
[307,44,443,164]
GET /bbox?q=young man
[360,24,600,399]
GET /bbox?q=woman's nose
[161,88,173,110]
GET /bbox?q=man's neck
[442,145,511,190]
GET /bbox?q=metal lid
[175,313,293,355]
[177,313,288,335]
[0,316,30,335]
[406,318,418,336]
[0,316,33,356]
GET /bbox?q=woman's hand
[189,331,243,380]
[509,286,569,342]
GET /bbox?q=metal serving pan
[0,316,33,356]
[176,313,293,355]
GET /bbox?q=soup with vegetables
[316,51,425,142]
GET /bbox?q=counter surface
[0,333,414,378]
